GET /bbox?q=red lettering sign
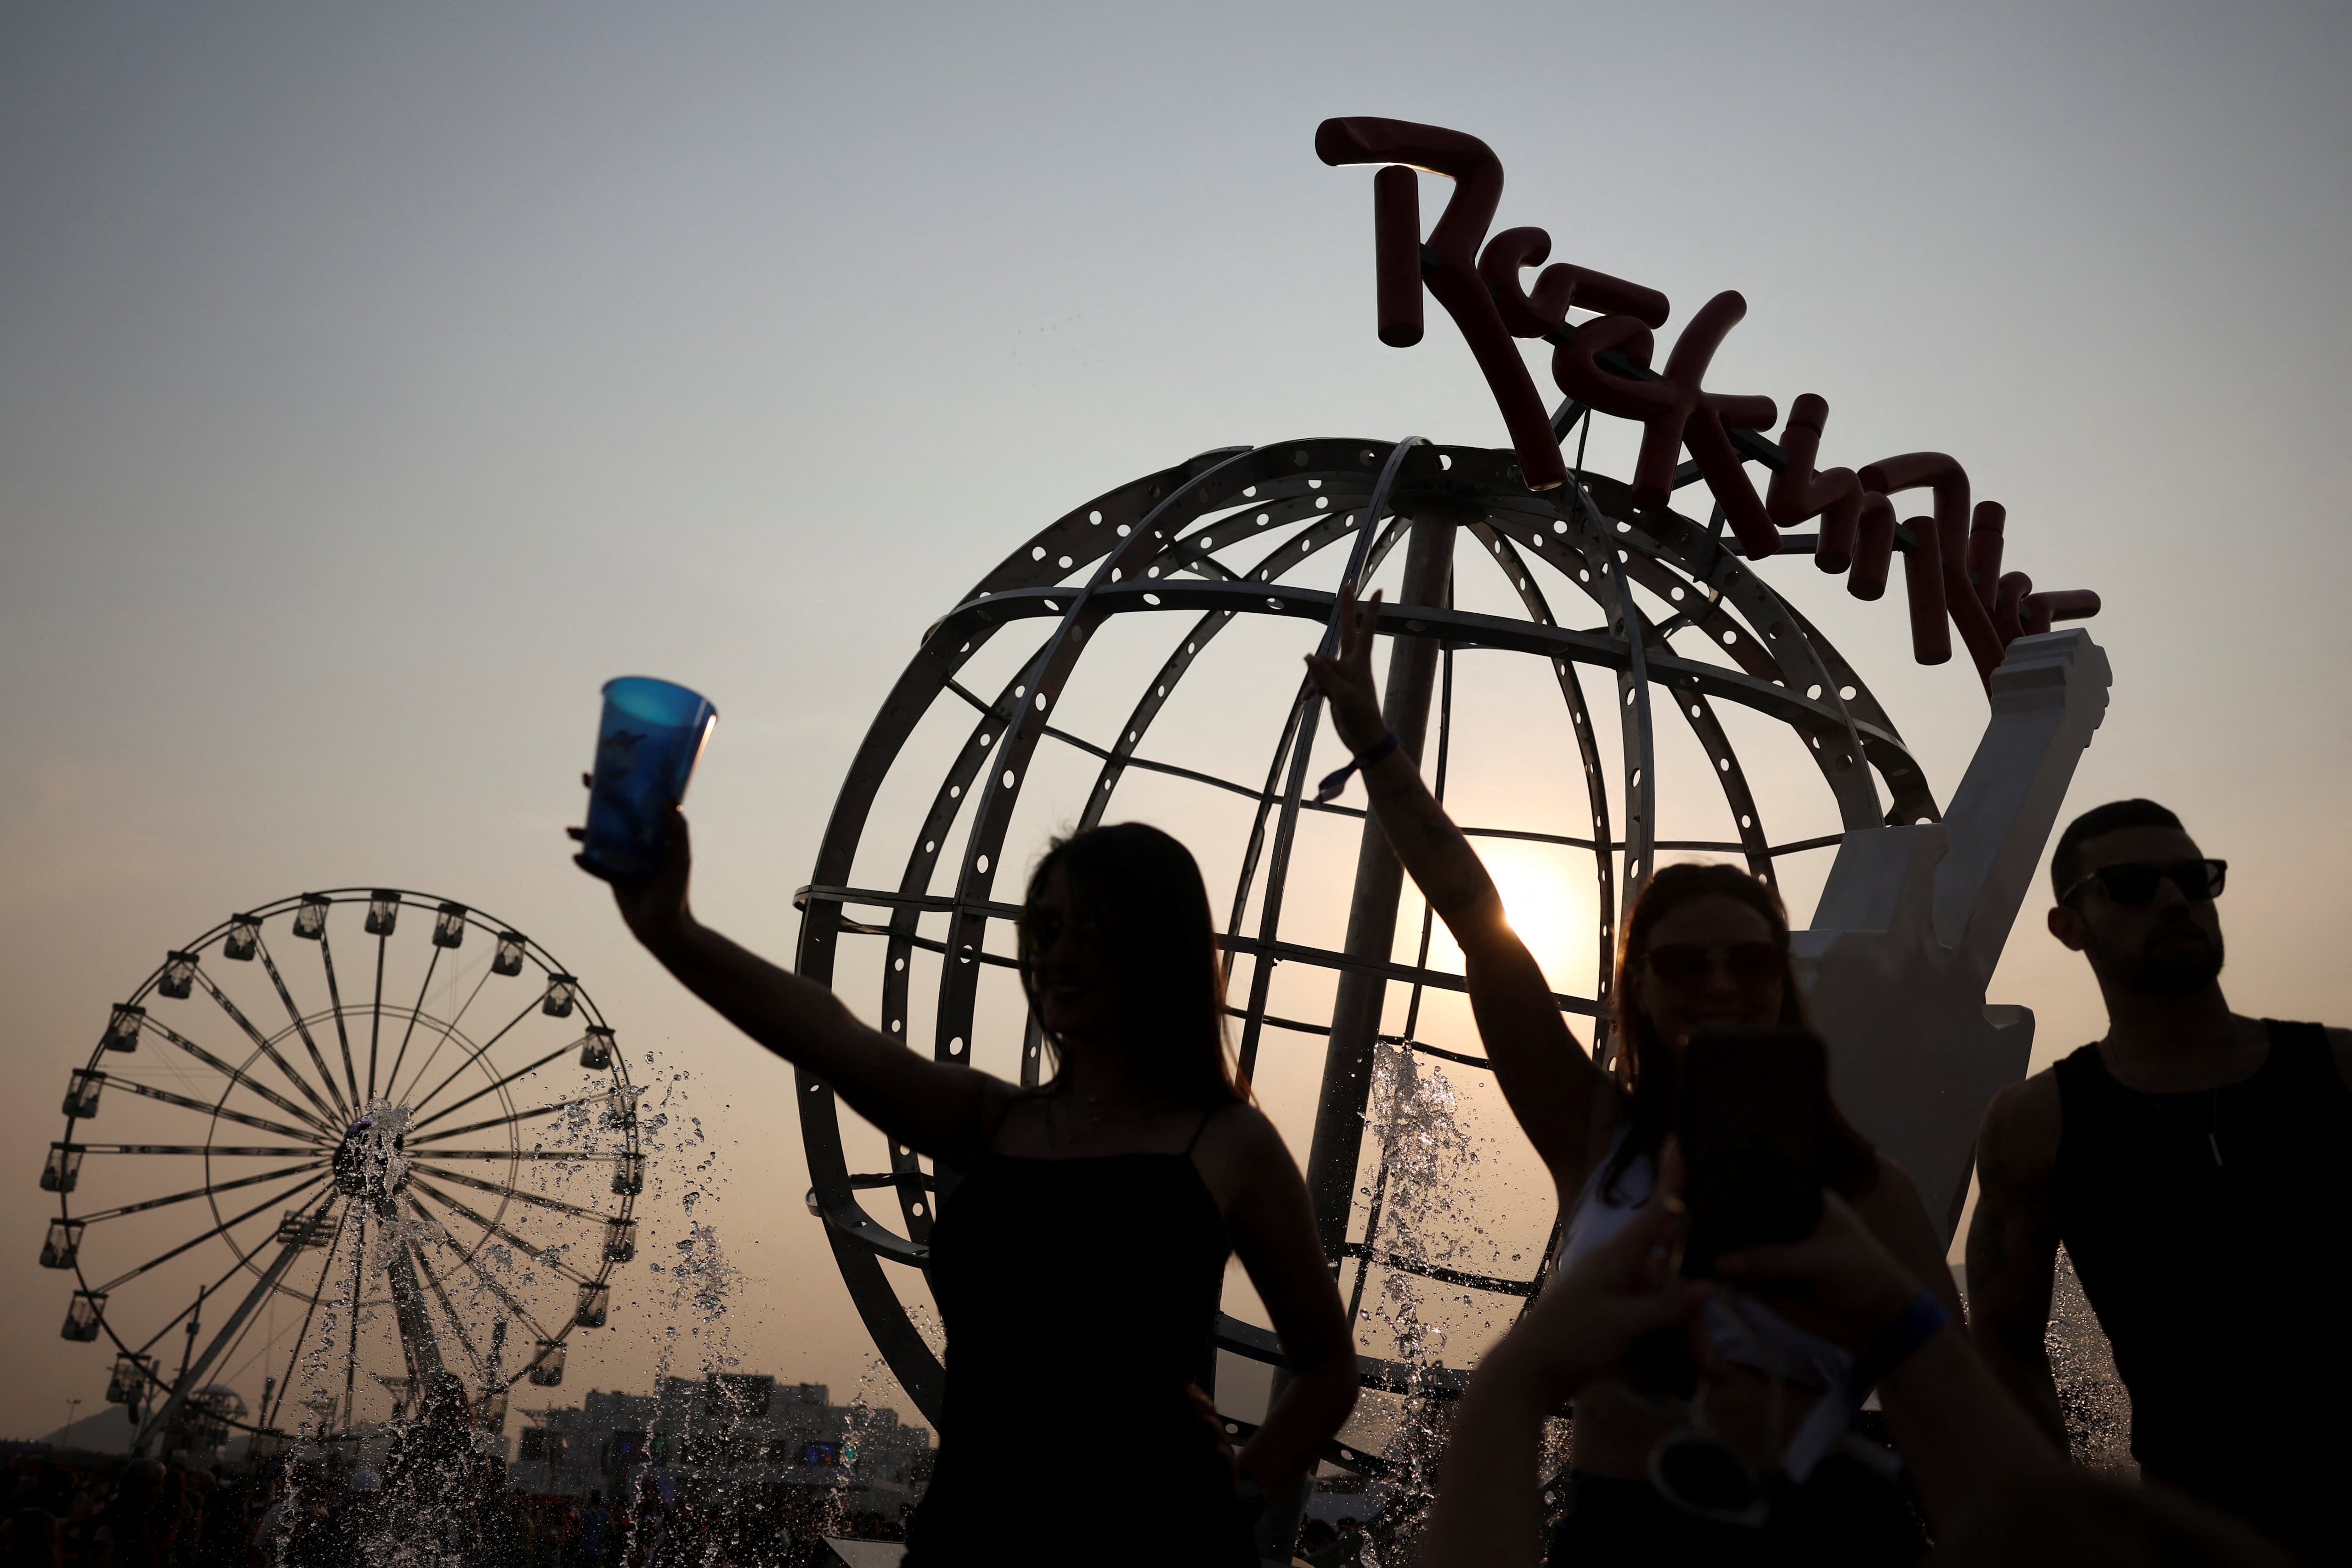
[1319,116,2102,681]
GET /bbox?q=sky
[2,0,2348,1444]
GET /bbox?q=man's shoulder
[2254,1018,2352,1089]
[1979,1066,2064,1182]
[1986,1061,2065,1125]
[2328,1025,2352,1090]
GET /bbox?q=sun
[1416,841,1589,991]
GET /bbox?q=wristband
[1781,1289,1949,1482]
[1312,729,1401,804]
[1852,1289,1951,1389]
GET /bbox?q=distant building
[506,1375,931,1503]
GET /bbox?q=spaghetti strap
[1183,1100,1232,1156]
[980,1087,1041,1156]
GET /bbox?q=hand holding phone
[1714,1191,1924,1350]
[1676,1029,1832,1279]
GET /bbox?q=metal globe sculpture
[792,117,2114,1502]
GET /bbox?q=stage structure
[791,119,2111,1478]
[41,889,642,1457]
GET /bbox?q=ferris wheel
[41,888,642,1453]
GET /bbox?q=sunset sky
[2,0,2347,1442]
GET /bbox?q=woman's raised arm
[1303,585,1616,1196]
[578,802,1006,1165]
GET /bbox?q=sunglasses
[1019,909,1107,952]
[2059,859,2226,906]
[1643,942,1785,989]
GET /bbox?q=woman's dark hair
[1600,862,1877,1201]
[1017,823,1245,1108]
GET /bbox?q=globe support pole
[1270,507,1456,1558]
[1303,509,1460,1271]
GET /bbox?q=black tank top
[2053,1020,2352,1555]
[903,1094,1251,1568]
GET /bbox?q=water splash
[252,1040,750,1564]
[1343,1041,1500,1564]
[2049,1245,2135,1475]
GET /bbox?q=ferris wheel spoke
[135,1017,339,1140]
[406,1180,599,1286]
[260,1200,351,1431]
[401,1220,487,1374]
[405,1165,608,1225]
[195,1251,296,1400]
[407,1041,576,1135]
[411,1148,620,1162]
[381,944,445,1111]
[440,963,496,1040]
[402,994,547,1124]
[253,937,354,1123]
[128,1191,325,1360]
[186,966,347,1132]
[390,970,505,1110]
[314,929,364,1115]
[104,1078,326,1144]
[88,1171,330,1294]
[388,1033,459,1114]
[404,1188,555,1338]
[405,1094,599,1147]
[366,932,389,1103]
[63,1144,319,1157]
[72,1158,331,1225]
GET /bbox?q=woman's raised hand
[569,779,696,957]
[1302,583,1391,756]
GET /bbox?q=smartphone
[1676,1029,1832,1278]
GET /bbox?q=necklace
[2138,1084,2224,1168]
[2107,1034,2259,1170]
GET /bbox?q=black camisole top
[901,1095,1252,1568]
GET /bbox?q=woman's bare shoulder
[1857,1151,1928,1219]
[1198,1099,1289,1159]
[924,1070,1028,1164]
[1189,1101,1311,1202]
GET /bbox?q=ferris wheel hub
[332,1099,413,1213]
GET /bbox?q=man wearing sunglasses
[1967,798,2352,1563]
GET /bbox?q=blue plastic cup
[578,677,717,881]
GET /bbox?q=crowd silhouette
[74,597,2327,1568]
[549,585,2347,1568]
[0,1451,914,1568]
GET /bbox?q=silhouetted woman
[583,812,1357,1567]
[1306,586,1959,1563]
